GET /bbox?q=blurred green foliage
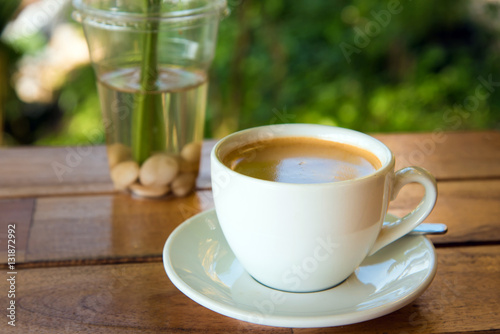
[208,0,500,137]
[2,0,500,146]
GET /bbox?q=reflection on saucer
[163,209,437,328]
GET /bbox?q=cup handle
[368,166,437,256]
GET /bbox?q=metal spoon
[409,223,448,235]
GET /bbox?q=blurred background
[1,0,499,146]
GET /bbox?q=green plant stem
[132,0,162,164]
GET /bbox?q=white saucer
[163,209,437,328]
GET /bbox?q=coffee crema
[223,137,381,184]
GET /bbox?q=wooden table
[1,131,499,333]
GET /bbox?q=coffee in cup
[222,136,381,184]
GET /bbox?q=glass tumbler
[73,0,227,198]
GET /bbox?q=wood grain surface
[0,198,34,263]
[373,131,500,180]
[0,179,493,265]
[2,246,498,333]
[24,191,213,264]
[388,180,500,245]
[0,143,213,198]
[0,131,499,333]
[0,146,114,197]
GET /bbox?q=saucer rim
[163,209,437,328]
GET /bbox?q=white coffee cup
[211,124,437,293]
